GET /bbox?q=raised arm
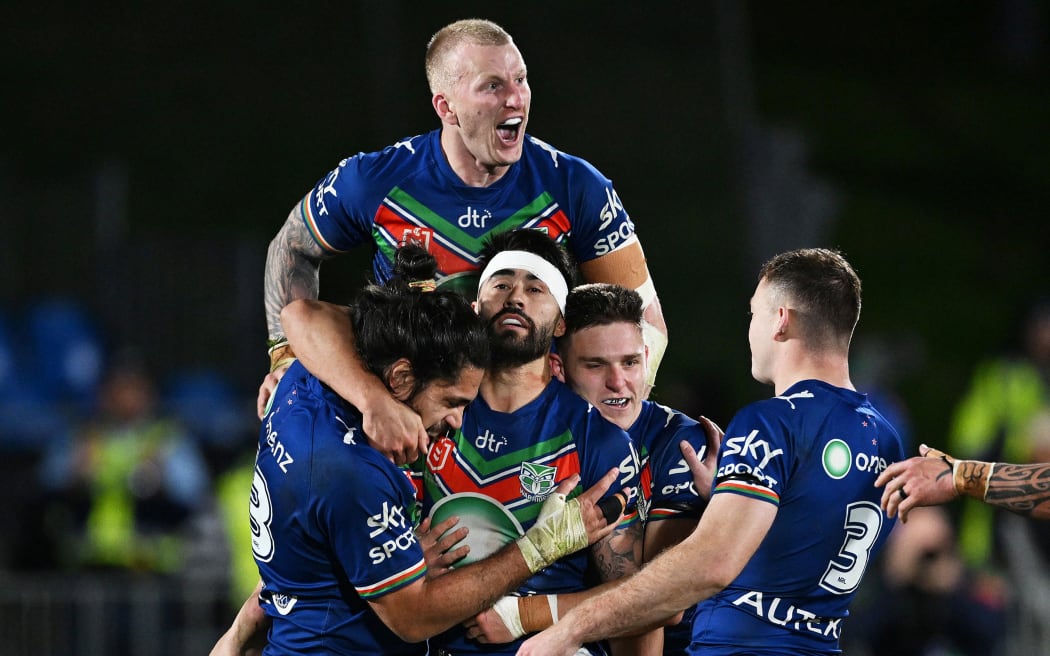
[263,204,331,355]
[281,299,428,464]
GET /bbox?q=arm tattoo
[985,463,1050,518]
[591,522,643,582]
[264,205,332,340]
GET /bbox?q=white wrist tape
[635,276,657,310]
[548,594,559,623]
[516,493,587,573]
[492,596,525,639]
[641,319,668,387]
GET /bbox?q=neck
[771,349,854,396]
[480,356,552,413]
[440,129,509,187]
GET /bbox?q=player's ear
[774,307,790,341]
[553,316,566,339]
[386,358,417,401]
[550,351,565,382]
[433,93,458,126]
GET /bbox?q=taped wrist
[641,320,667,388]
[492,596,526,640]
[515,493,587,574]
[268,339,297,373]
[953,459,994,501]
[520,595,558,634]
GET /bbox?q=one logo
[519,461,558,501]
[272,593,298,616]
[401,227,432,251]
[822,439,852,479]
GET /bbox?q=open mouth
[496,117,522,143]
[602,398,630,408]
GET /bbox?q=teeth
[501,318,524,327]
[500,117,522,127]
[602,398,628,407]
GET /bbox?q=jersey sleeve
[647,422,708,522]
[712,402,791,507]
[533,138,637,265]
[315,452,426,600]
[299,154,385,254]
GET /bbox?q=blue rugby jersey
[301,130,637,293]
[630,401,708,654]
[252,361,426,655]
[690,380,905,655]
[424,378,640,655]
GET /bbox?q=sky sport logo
[822,439,852,479]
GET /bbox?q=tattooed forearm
[985,463,1050,520]
[592,522,643,582]
[264,205,331,340]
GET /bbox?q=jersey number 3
[819,501,883,594]
[250,467,276,562]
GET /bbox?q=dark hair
[478,229,578,290]
[758,248,862,349]
[559,283,642,346]
[350,244,489,396]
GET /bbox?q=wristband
[268,341,297,373]
[518,595,558,634]
[492,596,525,639]
[953,459,994,500]
[270,357,297,373]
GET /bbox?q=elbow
[706,566,736,593]
[280,299,319,341]
[384,618,436,644]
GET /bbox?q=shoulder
[522,135,610,180]
[327,131,437,188]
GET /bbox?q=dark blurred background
[2,2,1049,654]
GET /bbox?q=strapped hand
[516,468,626,573]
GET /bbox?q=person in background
[944,295,1050,566]
[39,350,210,574]
[841,506,1006,656]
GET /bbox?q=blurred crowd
[0,296,261,651]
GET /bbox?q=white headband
[477,250,568,313]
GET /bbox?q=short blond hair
[425,19,513,93]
